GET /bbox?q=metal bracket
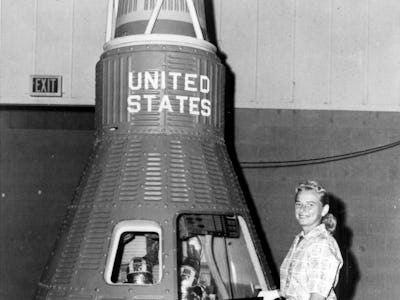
[106,0,204,42]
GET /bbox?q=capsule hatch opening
[177,214,268,300]
[104,220,162,285]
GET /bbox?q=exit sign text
[30,75,62,97]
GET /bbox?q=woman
[259,180,343,300]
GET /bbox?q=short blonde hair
[295,180,337,234]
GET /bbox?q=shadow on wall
[221,61,281,288]
[204,0,280,288]
[329,193,361,300]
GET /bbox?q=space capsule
[34,1,276,299]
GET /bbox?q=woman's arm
[258,289,281,300]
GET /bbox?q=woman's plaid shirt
[280,224,343,300]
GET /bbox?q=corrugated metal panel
[96,138,127,204]
[52,143,104,284]
[78,138,126,269]
[217,144,247,207]
[78,209,110,269]
[119,139,143,201]
[199,58,212,128]
[213,61,224,129]
[202,142,229,205]
[53,207,88,283]
[144,152,163,201]
[166,52,198,129]
[169,140,189,202]
[166,53,197,83]
[80,168,102,205]
[189,154,212,203]
[95,45,221,134]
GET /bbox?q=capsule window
[105,220,162,285]
[177,214,268,299]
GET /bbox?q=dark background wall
[0,107,95,300]
[235,109,400,300]
[1,107,399,299]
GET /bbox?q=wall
[1,0,400,111]
[0,107,95,299]
[214,0,400,111]
[1,107,399,299]
[235,108,400,299]
[0,0,107,105]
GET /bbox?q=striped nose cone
[115,0,208,39]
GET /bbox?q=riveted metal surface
[95,43,224,136]
[168,140,189,202]
[78,208,110,270]
[118,138,143,202]
[37,133,276,299]
[96,138,127,204]
[36,3,276,297]
[144,152,163,201]
[201,142,229,205]
[188,152,212,203]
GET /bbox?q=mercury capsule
[34,1,276,299]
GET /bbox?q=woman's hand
[257,289,280,300]
[309,293,326,300]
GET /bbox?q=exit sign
[30,75,62,97]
